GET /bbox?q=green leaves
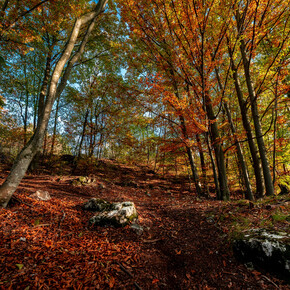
[16,264,24,270]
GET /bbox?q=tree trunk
[78,109,89,159]
[0,0,108,208]
[169,68,202,196]
[179,115,202,197]
[38,51,52,122]
[224,102,254,200]
[273,101,277,185]
[196,134,209,197]
[50,95,60,155]
[239,40,274,196]
[205,95,230,200]
[227,44,265,198]
[273,73,279,185]
[215,68,253,200]
[206,132,220,198]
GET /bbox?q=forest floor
[0,159,289,289]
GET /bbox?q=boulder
[29,190,51,201]
[86,200,138,227]
[98,183,106,190]
[131,223,144,235]
[233,229,290,283]
[82,198,112,212]
[71,176,96,186]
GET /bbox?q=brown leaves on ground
[0,161,289,289]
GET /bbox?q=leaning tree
[0,0,108,208]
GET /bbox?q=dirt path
[0,163,289,289]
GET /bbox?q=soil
[0,160,289,289]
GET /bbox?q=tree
[0,0,108,208]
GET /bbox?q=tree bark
[0,0,108,208]
[179,115,203,197]
[206,132,220,199]
[215,68,254,200]
[78,108,89,159]
[224,102,254,200]
[50,94,60,155]
[239,39,274,196]
[227,44,265,198]
[196,134,209,197]
[205,95,230,200]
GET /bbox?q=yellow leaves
[16,264,24,270]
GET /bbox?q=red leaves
[108,276,115,288]
[0,166,288,289]
[44,240,53,248]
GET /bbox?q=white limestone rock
[88,201,138,227]
[29,190,51,201]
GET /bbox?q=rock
[88,201,138,227]
[71,176,96,186]
[29,190,51,201]
[233,229,290,283]
[131,223,144,235]
[78,176,88,183]
[83,198,112,212]
[98,183,106,190]
[71,179,82,186]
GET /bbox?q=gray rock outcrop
[233,229,290,283]
[83,198,138,227]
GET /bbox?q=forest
[0,0,289,288]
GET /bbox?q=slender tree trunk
[198,26,229,200]
[78,109,89,159]
[205,95,230,200]
[196,134,209,197]
[38,51,52,122]
[50,95,60,155]
[239,40,274,196]
[273,98,277,185]
[273,73,279,184]
[88,109,94,157]
[30,50,52,170]
[179,115,202,196]
[97,133,104,160]
[224,102,254,200]
[43,129,48,156]
[23,92,29,146]
[154,145,159,172]
[206,132,220,198]
[169,68,202,196]
[215,68,253,200]
[22,62,29,146]
[227,44,265,198]
[0,0,108,207]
